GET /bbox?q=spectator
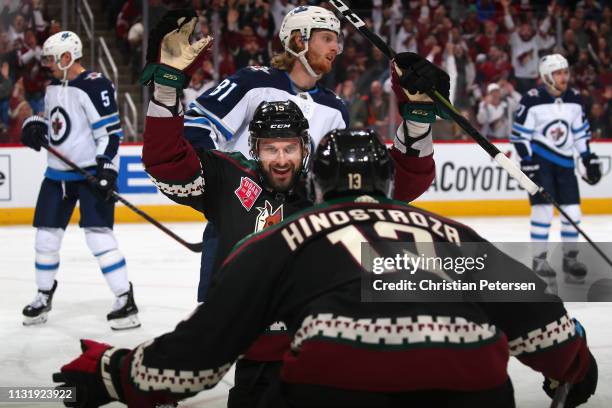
[561,28,580,66]
[365,80,389,139]
[474,20,507,56]
[0,61,12,129]
[477,44,512,84]
[31,0,48,39]
[355,46,387,96]
[7,77,31,143]
[502,0,555,93]
[7,13,25,49]
[18,29,44,114]
[183,67,215,108]
[476,81,520,140]
[271,0,294,36]
[589,102,609,140]
[234,35,269,69]
[450,42,476,111]
[337,79,368,127]
[394,16,417,54]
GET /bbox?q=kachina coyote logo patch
[234,177,262,211]
[254,201,284,232]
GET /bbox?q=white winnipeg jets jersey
[44,71,123,180]
[183,66,348,156]
[510,87,591,168]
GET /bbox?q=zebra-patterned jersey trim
[291,314,498,351]
[508,314,576,356]
[149,169,205,198]
[131,341,232,394]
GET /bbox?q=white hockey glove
[140,9,212,109]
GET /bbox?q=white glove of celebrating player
[140,9,213,111]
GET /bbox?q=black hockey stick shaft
[550,382,571,408]
[329,0,612,269]
[42,144,203,252]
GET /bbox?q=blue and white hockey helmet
[42,31,83,70]
[538,54,569,89]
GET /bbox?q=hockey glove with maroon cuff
[21,116,48,151]
[140,9,212,114]
[581,153,602,185]
[391,52,451,123]
[52,339,129,408]
[543,351,598,407]
[95,156,117,201]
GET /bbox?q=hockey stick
[550,382,571,408]
[329,0,612,269]
[41,144,203,252]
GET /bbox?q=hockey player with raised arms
[52,128,598,408]
[179,4,441,304]
[135,9,447,407]
[511,54,602,285]
[19,31,139,330]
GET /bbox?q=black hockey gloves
[95,156,117,200]
[520,158,540,185]
[21,116,48,151]
[53,339,129,408]
[543,350,598,407]
[391,52,451,123]
[581,153,602,185]
[140,9,213,90]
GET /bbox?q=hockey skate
[23,280,58,326]
[533,255,558,295]
[563,251,587,284]
[107,282,141,330]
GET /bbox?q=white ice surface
[1,216,611,407]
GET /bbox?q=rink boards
[1,141,611,225]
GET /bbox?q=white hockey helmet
[279,6,342,78]
[42,31,83,74]
[539,53,569,89]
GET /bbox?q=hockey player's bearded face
[258,138,304,192]
[305,30,340,75]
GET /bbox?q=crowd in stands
[1,0,610,143]
[110,0,612,141]
[0,0,59,143]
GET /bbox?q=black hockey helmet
[311,129,394,200]
[249,100,310,165]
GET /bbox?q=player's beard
[306,49,335,75]
[261,163,302,193]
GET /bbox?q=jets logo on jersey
[255,201,284,232]
[235,177,262,211]
[85,72,102,80]
[543,120,569,147]
[48,106,71,145]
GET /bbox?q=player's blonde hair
[271,32,302,71]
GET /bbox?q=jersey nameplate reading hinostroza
[281,206,461,251]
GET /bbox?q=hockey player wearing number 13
[511,54,602,285]
[19,31,140,330]
[53,129,598,408]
